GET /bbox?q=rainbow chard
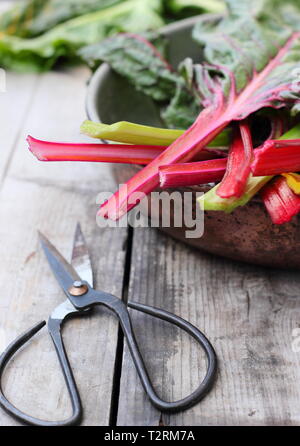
[97,1,300,220]
[250,124,300,176]
[159,158,227,188]
[80,32,201,130]
[158,115,284,189]
[27,136,165,165]
[80,120,231,147]
[281,173,300,195]
[27,136,227,165]
[216,121,253,199]
[260,176,300,224]
[199,122,300,214]
[251,140,300,175]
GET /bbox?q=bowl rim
[85,14,220,122]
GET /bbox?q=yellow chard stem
[81,120,230,147]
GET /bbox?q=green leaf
[192,0,300,94]
[81,32,203,128]
[0,0,165,72]
[0,0,45,37]
[0,0,123,37]
[161,83,201,128]
[164,0,225,16]
[80,31,185,102]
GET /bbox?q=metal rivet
[73,281,83,288]
[68,281,88,296]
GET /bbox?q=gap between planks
[109,226,134,426]
[116,227,300,426]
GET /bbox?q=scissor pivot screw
[68,281,88,296]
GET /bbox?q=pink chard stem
[27,136,228,165]
[260,176,300,224]
[251,139,300,175]
[217,121,253,199]
[159,158,227,188]
[159,137,300,189]
[27,136,165,165]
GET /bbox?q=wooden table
[1,4,300,428]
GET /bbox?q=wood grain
[1,0,300,426]
[0,67,128,426]
[0,2,12,13]
[116,227,300,426]
[0,73,39,181]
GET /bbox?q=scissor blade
[71,223,93,287]
[39,232,81,295]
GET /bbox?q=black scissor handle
[68,286,218,414]
[0,320,82,426]
[118,300,217,413]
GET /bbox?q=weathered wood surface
[117,228,300,426]
[1,1,300,427]
[0,67,128,426]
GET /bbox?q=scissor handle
[0,320,82,426]
[117,300,217,413]
[69,286,217,413]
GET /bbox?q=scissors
[0,224,217,426]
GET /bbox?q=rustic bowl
[86,15,300,269]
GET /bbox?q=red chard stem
[252,139,300,175]
[260,176,300,224]
[216,121,253,199]
[27,136,227,165]
[159,158,227,188]
[27,136,165,165]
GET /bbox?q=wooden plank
[0,1,39,181]
[0,67,128,426]
[0,1,12,13]
[0,72,39,181]
[117,227,300,426]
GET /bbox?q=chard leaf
[98,0,300,220]
[0,0,164,71]
[25,0,123,36]
[80,32,178,102]
[81,33,201,127]
[161,57,201,128]
[0,0,122,37]
[161,83,200,128]
[165,0,225,16]
[0,0,45,37]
